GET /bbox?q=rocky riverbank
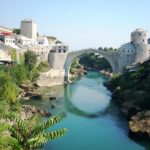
[69,65,87,81]
[100,70,113,78]
[20,105,51,120]
[105,60,150,140]
[18,83,42,100]
[18,84,52,119]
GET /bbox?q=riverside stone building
[118,29,150,72]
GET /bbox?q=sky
[0,0,150,50]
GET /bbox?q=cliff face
[106,59,150,140]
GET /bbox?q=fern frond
[10,128,24,142]
[45,128,68,140]
[26,128,67,149]
[0,123,12,133]
[0,135,22,150]
[32,112,67,136]
[26,114,41,132]
[11,113,28,136]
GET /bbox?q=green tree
[19,53,25,65]
[109,47,113,51]
[0,71,18,103]
[10,64,27,85]
[9,49,17,61]
[0,112,68,150]
[13,29,20,34]
[24,50,37,71]
[98,47,103,51]
[36,61,49,72]
[104,47,109,51]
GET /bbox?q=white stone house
[36,36,49,46]
[15,35,36,46]
[0,34,20,49]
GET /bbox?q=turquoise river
[26,72,149,150]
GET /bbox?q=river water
[26,72,149,150]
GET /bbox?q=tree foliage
[79,53,112,71]
[24,50,37,71]
[13,29,20,34]
[0,112,68,150]
[10,64,27,85]
[98,47,118,52]
[9,49,17,61]
[108,59,150,109]
[0,71,18,103]
[0,71,20,117]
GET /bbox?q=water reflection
[25,72,149,150]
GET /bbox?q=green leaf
[32,112,67,136]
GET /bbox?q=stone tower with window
[48,44,69,69]
[117,29,149,72]
[131,29,147,44]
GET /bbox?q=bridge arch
[64,48,118,81]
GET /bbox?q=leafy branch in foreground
[0,112,68,150]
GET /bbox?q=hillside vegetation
[106,59,150,117]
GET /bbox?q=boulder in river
[25,91,42,99]
[129,111,150,140]
[21,105,51,119]
[37,109,51,117]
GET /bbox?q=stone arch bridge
[64,48,119,81]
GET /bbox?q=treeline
[0,50,67,150]
[79,53,112,71]
[106,59,150,117]
[98,47,118,52]
[0,50,49,116]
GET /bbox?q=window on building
[63,50,66,53]
[128,50,129,53]
[123,50,125,52]
[51,50,56,53]
[59,50,61,53]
